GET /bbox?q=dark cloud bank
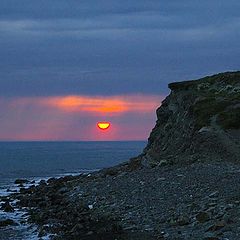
[0,0,240,97]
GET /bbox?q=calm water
[0,141,145,239]
[0,141,146,187]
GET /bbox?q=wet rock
[38,225,52,237]
[47,178,56,184]
[1,201,14,212]
[14,179,29,184]
[0,219,18,227]
[20,185,36,194]
[39,180,47,186]
[19,187,27,193]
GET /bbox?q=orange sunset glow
[9,94,162,115]
[45,96,128,113]
[38,95,161,114]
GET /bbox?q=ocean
[0,141,146,189]
[0,141,146,239]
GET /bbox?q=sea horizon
[0,141,146,182]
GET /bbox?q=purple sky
[0,1,239,140]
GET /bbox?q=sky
[0,0,239,140]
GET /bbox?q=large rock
[14,179,30,184]
[0,219,18,227]
[1,201,14,212]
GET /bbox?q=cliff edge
[141,71,240,167]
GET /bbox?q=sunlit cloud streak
[10,95,162,115]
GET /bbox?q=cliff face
[141,71,240,167]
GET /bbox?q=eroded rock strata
[141,71,240,167]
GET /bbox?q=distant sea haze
[0,141,146,188]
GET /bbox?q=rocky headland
[1,71,240,240]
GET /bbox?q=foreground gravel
[2,159,240,239]
[70,160,240,240]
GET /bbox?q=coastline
[0,170,98,240]
[0,141,146,239]
[2,159,240,239]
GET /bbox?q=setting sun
[97,122,111,130]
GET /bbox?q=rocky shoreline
[2,160,240,239]
[1,71,240,239]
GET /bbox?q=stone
[203,232,219,240]
[1,201,14,212]
[157,177,166,181]
[0,219,18,227]
[88,204,93,209]
[70,223,84,233]
[58,187,68,194]
[208,191,219,198]
[177,215,190,226]
[159,160,168,166]
[223,213,234,224]
[14,179,29,184]
[39,180,47,185]
[196,211,210,223]
[206,221,225,232]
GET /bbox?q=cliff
[141,71,240,167]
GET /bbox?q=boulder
[0,219,18,227]
[1,201,14,212]
[14,179,29,184]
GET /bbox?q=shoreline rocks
[7,160,240,239]
[1,201,14,213]
[0,219,18,228]
[14,179,30,185]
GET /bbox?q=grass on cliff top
[169,71,240,91]
[193,97,229,129]
[217,108,240,129]
[193,93,240,130]
[168,71,240,130]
